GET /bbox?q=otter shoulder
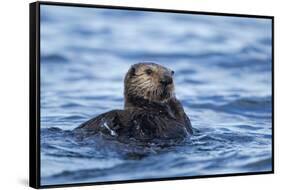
[74,104,192,141]
[74,109,125,136]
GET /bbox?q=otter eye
[171,70,175,75]
[145,69,153,75]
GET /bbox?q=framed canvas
[29,1,274,188]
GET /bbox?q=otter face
[124,62,175,103]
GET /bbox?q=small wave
[259,37,272,46]
[41,127,63,133]
[66,46,227,60]
[43,164,126,184]
[41,54,69,64]
[242,157,272,171]
[72,27,112,37]
[181,78,205,85]
[191,134,225,143]
[224,96,271,109]
[188,96,271,118]
[44,150,89,158]
[176,68,197,75]
[235,124,262,130]
[120,51,227,60]
[61,103,85,108]
[221,97,272,118]
[61,115,87,120]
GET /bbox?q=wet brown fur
[124,62,175,108]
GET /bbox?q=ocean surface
[40,5,272,186]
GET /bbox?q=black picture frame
[29,1,274,189]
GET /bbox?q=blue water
[40,5,272,186]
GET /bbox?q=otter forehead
[132,62,170,70]
[132,62,172,73]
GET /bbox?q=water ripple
[40,5,272,185]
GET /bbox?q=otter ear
[129,66,136,76]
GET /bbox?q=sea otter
[74,62,193,142]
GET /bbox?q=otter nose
[160,75,173,85]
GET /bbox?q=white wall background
[0,0,279,189]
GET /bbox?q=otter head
[124,62,175,108]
